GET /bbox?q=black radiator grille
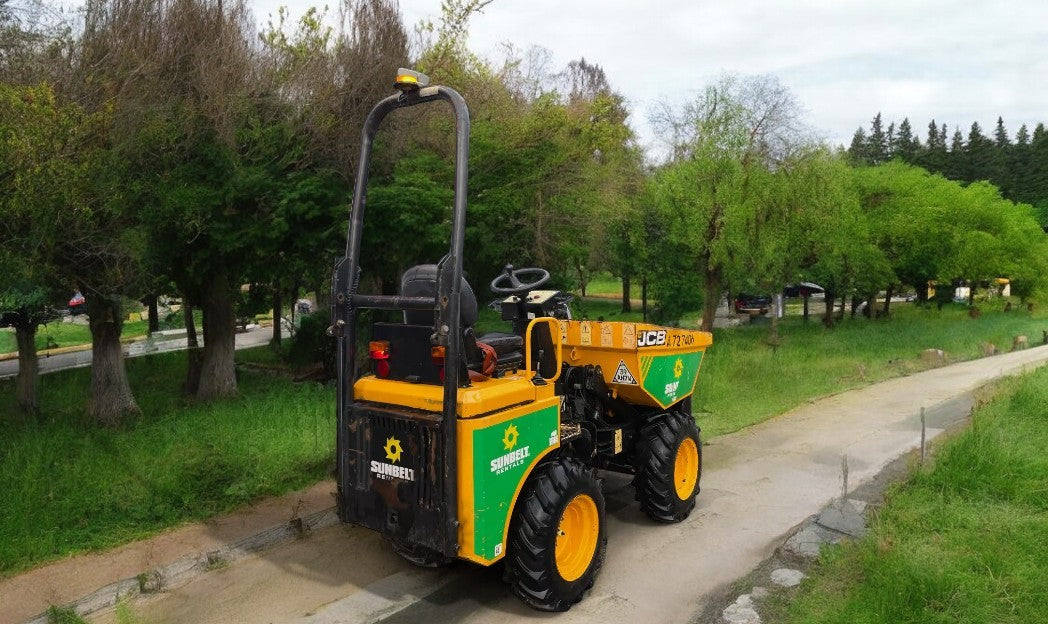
[365,407,444,510]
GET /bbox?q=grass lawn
[0,319,151,354]
[0,299,1045,577]
[484,296,1048,437]
[0,349,334,577]
[782,366,1048,624]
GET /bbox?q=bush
[287,310,336,377]
[649,246,703,325]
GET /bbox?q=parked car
[734,293,771,314]
[68,292,86,316]
[782,282,824,298]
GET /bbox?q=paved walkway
[0,325,283,380]
[3,345,1047,624]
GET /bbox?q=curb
[25,507,340,624]
[0,334,150,363]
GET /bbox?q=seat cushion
[477,332,524,368]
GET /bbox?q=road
[0,325,282,380]
[87,345,1048,624]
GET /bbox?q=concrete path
[0,325,284,380]
[11,345,1048,624]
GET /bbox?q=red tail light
[432,346,446,381]
[370,340,391,378]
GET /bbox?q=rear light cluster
[367,341,448,381]
[431,346,446,381]
[369,340,391,378]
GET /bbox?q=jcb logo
[637,330,666,347]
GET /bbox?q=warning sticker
[611,360,638,385]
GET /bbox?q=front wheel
[633,411,702,523]
[506,458,607,611]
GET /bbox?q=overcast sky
[258,0,1048,154]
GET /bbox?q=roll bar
[332,77,469,557]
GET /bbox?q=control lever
[532,349,547,386]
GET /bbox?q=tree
[1,81,142,425]
[917,118,947,173]
[848,127,869,164]
[866,112,888,164]
[894,117,919,161]
[0,281,58,417]
[650,74,809,331]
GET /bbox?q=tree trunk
[15,322,39,416]
[700,257,720,333]
[916,283,928,305]
[769,297,780,342]
[802,294,809,322]
[184,301,198,348]
[621,274,631,313]
[968,282,976,306]
[823,290,835,327]
[641,275,648,322]
[883,285,894,317]
[146,294,159,335]
[86,295,140,426]
[272,286,283,347]
[837,294,846,321]
[197,270,238,400]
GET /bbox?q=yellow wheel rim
[674,437,699,500]
[555,494,600,582]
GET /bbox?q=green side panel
[639,351,704,408]
[472,405,559,560]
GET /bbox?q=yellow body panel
[455,394,560,565]
[558,320,712,408]
[354,374,540,417]
[354,318,566,566]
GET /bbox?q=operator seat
[400,265,524,374]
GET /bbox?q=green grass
[485,297,1047,437]
[694,302,1047,436]
[584,272,623,297]
[0,347,334,577]
[783,366,1048,624]
[1,299,1045,578]
[0,320,150,354]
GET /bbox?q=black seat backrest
[399,264,479,327]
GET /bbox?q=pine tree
[1012,124,1034,205]
[966,121,1000,187]
[886,121,897,159]
[1016,124,1030,146]
[994,116,1011,148]
[866,113,888,164]
[848,126,870,164]
[895,117,918,161]
[1029,123,1048,226]
[917,118,946,174]
[945,126,966,180]
[987,117,1012,196]
[926,119,943,149]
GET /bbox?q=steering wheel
[490,264,550,295]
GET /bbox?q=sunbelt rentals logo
[664,357,684,399]
[371,435,416,481]
[491,424,530,475]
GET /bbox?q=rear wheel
[506,458,606,612]
[633,411,702,523]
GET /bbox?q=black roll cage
[331,84,469,556]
